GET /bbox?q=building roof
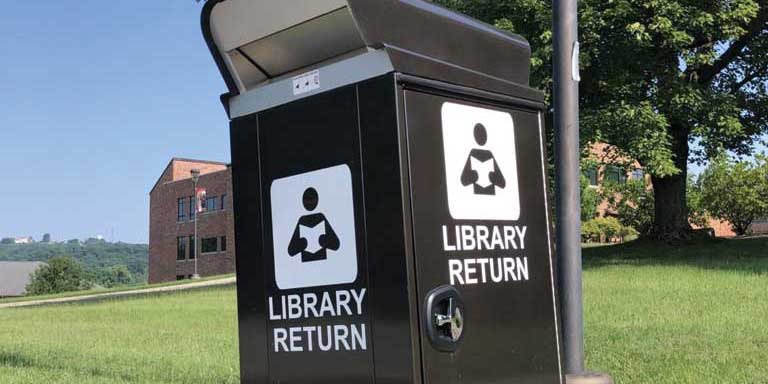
[169,157,228,167]
[0,262,47,297]
[149,158,231,195]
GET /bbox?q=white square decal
[270,165,358,290]
[441,102,520,221]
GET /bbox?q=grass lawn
[0,237,765,383]
[0,287,240,384]
[0,274,235,305]
[583,236,768,383]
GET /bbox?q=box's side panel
[257,85,375,384]
[230,114,269,384]
[357,75,419,384]
[403,87,562,384]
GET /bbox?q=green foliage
[0,241,148,283]
[686,174,710,228]
[0,238,14,244]
[698,154,768,235]
[601,179,656,236]
[41,233,51,243]
[618,224,640,240]
[581,219,602,242]
[580,157,601,221]
[581,175,601,221]
[95,265,134,288]
[582,216,638,243]
[26,256,92,296]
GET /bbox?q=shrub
[582,217,636,243]
[686,175,709,229]
[699,154,768,236]
[617,225,640,241]
[96,265,134,288]
[582,219,601,242]
[581,175,601,221]
[26,256,92,296]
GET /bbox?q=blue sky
[0,1,228,244]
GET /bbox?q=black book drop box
[202,1,564,383]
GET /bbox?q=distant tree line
[0,240,148,286]
[26,256,139,296]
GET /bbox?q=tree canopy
[436,0,768,239]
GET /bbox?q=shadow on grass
[0,351,34,368]
[582,236,768,275]
[0,350,145,383]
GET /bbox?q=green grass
[0,274,235,305]
[583,237,768,383]
[1,238,766,383]
[0,287,239,384]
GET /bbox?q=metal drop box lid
[202,0,543,117]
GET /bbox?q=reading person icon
[460,123,506,195]
[287,187,341,262]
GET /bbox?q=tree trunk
[733,220,751,237]
[651,125,692,241]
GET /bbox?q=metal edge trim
[395,73,546,111]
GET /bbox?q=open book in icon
[300,222,326,254]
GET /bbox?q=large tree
[437,0,768,240]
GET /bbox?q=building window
[176,236,187,261]
[604,166,626,184]
[202,237,218,253]
[189,196,195,220]
[221,194,227,210]
[189,235,196,259]
[206,196,219,212]
[632,169,644,181]
[177,198,186,222]
[220,236,227,252]
[584,167,598,186]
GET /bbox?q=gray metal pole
[553,0,584,375]
[193,179,200,279]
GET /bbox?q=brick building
[149,158,235,284]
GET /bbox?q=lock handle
[425,285,466,352]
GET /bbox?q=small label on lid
[292,70,320,96]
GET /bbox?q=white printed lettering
[449,259,464,285]
[442,225,456,251]
[448,257,530,286]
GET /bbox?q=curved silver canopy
[202,0,534,99]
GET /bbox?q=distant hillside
[0,241,148,283]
